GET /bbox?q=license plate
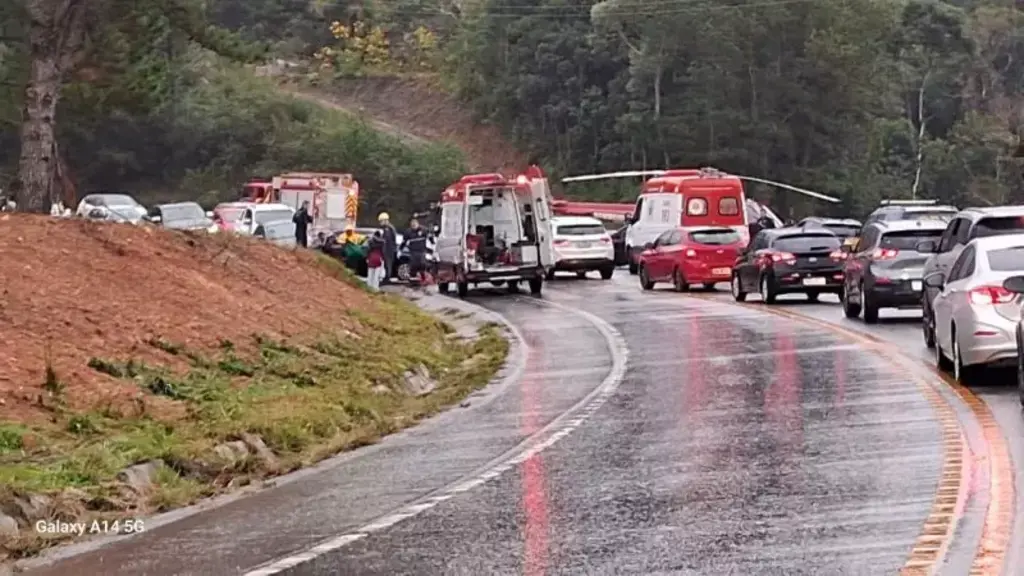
[803,277,827,286]
[912,280,922,291]
[575,241,591,248]
[712,267,730,276]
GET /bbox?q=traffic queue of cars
[633,196,1024,401]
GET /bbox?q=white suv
[548,216,615,280]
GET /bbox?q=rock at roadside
[402,364,437,396]
[116,460,164,493]
[12,494,51,523]
[212,441,250,465]
[0,512,18,537]
[240,433,281,473]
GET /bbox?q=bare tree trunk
[910,70,930,200]
[653,65,662,120]
[16,0,87,213]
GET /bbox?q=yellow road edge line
[686,294,1012,576]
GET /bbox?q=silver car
[925,235,1024,384]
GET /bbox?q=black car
[841,219,947,324]
[731,228,845,303]
[864,199,957,225]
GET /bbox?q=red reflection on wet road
[766,322,803,449]
[520,347,548,576]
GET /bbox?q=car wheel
[528,277,543,296]
[628,249,638,275]
[952,329,977,385]
[922,302,936,349]
[842,284,861,318]
[862,284,879,324]
[1016,329,1024,407]
[672,268,689,292]
[639,265,654,291]
[935,328,953,372]
[731,274,747,302]
[600,267,614,280]
[760,275,777,304]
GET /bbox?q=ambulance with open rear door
[434,168,555,298]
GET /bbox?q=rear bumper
[681,263,733,284]
[868,280,924,308]
[463,266,544,283]
[554,257,614,271]
[959,315,1018,367]
[771,267,844,292]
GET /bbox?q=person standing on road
[293,201,314,248]
[378,212,398,284]
[365,229,386,291]
[402,218,431,286]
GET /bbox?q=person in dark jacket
[378,212,398,284]
[402,218,431,285]
[293,201,313,247]
[365,229,386,291]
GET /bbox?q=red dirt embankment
[0,215,370,425]
[293,76,528,172]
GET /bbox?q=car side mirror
[1003,275,1024,294]
[915,240,937,253]
[923,272,945,289]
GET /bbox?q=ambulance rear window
[687,198,708,216]
[718,197,739,216]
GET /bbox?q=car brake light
[554,239,569,246]
[770,251,796,263]
[969,285,1015,305]
[871,248,898,259]
[829,250,847,260]
[599,236,611,243]
[685,249,697,257]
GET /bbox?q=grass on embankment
[0,264,507,559]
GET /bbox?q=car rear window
[987,246,1024,271]
[879,230,942,250]
[973,216,1024,239]
[718,197,739,216]
[161,204,205,222]
[905,209,955,222]
[255,209,293,224]
[690,229,740,245]
[825,224,860,238]
[772,234,840,252]
[556,224,606,236]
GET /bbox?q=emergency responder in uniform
[401,218,431,286]
[293,201,313,247]
[378,212,398,284]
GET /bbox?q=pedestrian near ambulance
[378,212,398,284]
[365,229,386,291]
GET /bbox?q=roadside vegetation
[0,218,507,559]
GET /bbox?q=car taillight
[554,239,569,246]
[969,285,1015,305]
[599,236,611,243]
[770,251,796,263]
[685,249,697,257]
[829,250,848,260]
[871,248,898,259]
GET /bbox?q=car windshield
[90,194,138,207]
[556,224,605,236]
[773,234,840,252]
[974,216,1024,238]
[690,229,740,245]
[254,209,293,224]
[824,224,860,238]
[215,207,245,221]
[879,230,942,250]
[161,204,205,222]
[987,246,1024,271]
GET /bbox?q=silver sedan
[926,234,1024,384]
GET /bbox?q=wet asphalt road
[22,272,1000,575]
[690,285,1024,576]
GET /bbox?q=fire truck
[241,173,359,234]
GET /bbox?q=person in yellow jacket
[338,224,364,245]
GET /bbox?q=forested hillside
[278,0,1024,217]
[0,1,463,222]
[4,1,1023,219]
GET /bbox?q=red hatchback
[638,227,744,291]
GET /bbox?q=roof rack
[878,199,939,206]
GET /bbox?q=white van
[233,203,297,247]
